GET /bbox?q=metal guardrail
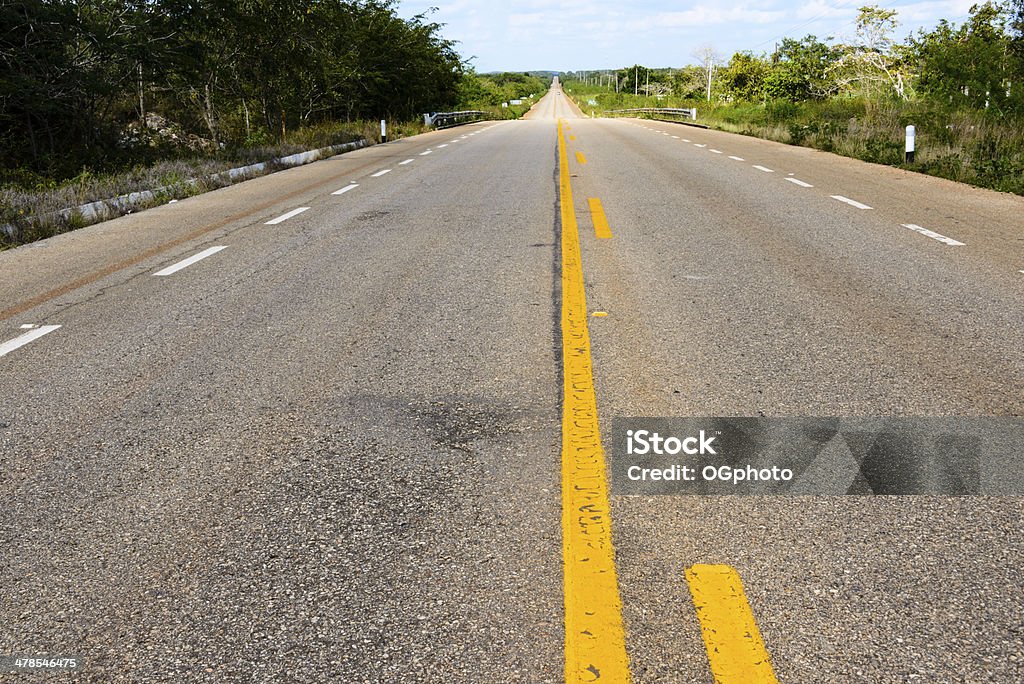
[423,110,493,129]
[605,107,698,121]
[605,107,710,129]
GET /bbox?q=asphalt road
[2,80,1023,682]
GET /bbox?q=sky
[397,0,982,72]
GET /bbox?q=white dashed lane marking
[153,246,228,276]
[902,223,965,246]
[831,195,872,210]
[265,207,310,224]
[0,325,62,358]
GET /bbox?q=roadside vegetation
[563,2,1024,196]
[0,1,550,248]
[457,71,550,120]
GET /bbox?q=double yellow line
[557,119,779,684]
[558,118,632,682]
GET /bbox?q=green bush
[765,99,800,123]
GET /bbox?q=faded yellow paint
[592,311,609,317]
[576,151,588,165]
[588,198,613,239]
[686,565,779,684]
[559,118,632,684]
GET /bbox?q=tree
[616,65,652,96]
[912,2,1016,112]
[763,35,840,101]
[1,0,469,178]
[693,46,722,101]
[670,66,707,99]
[0,0,164,168]
[830,5,913,100]
[458,72,548,108]
[720,52,770,101]
[1006,0,1023,108]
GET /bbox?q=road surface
[2,79,1023,682]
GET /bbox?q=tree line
[1,0,466,177]
[570,2,1024,115]
[458,71,548,110]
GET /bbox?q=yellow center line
[686,564,779,684]
[558,118,632,684]
[588,198,613,239]
[576,151,588,165]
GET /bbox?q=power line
[749,0,865,51]
[749,1,981,54]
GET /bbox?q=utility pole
[634,66,638,96]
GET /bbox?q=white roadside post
[381,119,387,143]
[905,125,915,163]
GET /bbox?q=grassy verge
[0,119,429,250]
[564,81,1024,197]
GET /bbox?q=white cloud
[396,0,995,71]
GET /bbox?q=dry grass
[0,119,426,248]
[697,100,1024,195]
[566,79,1024,197]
